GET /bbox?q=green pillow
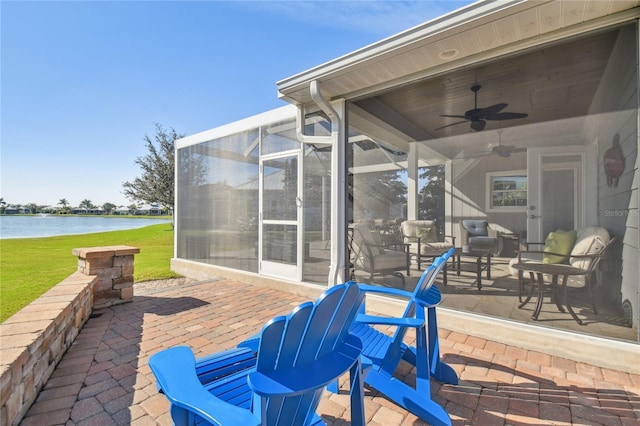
[417,225,437,243]
[543,229,577,264]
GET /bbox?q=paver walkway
[20,278,640,425]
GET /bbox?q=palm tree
[79,199,94,210]
[58,198,69,214]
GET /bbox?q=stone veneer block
[72,245,140,259]
[113,255,134,267]
[85,256,115,271]
[120,287,134,301]
[113,277,133,290]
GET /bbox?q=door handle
[529,214,540,219]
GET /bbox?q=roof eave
[277,0,640,106]
[276,0,532,103]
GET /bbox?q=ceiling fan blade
[492,146,513,157]
[436,84,528,132]
[439,114,467,119]
[471,120,486,131]
[434,120,468,131]
[492,145,527,157]
[477,103,508,116]
[458,152,491,159]
[485,111,529,120]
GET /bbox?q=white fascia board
[276,0,532,97]
[176,105,297,149]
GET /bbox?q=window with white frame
[486,171,527,212]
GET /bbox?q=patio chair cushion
[417,224,437,242]
[468,236,497,248]
[543,229,577,264]
[462,220,489,237]
[372,250,409,269]
[419,241,454,255]
[570,226,610,269]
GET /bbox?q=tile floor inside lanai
[347,253,637,343]
[21,277,639,425]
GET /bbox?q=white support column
[295,81,347,286]
[329,100,347,285]
[445,159,454,240]
[407,143,418,220]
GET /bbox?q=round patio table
[511,262,587,325]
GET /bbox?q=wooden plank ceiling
[354,27,620,143]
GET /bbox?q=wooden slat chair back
[340,247,457,426]
[149,282,366,426]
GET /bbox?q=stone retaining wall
[0,246,139,426]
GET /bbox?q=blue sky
[1,0,474,207]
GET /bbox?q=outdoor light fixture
[438,48,459,60]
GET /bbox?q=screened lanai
[173,0,639,367]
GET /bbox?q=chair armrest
[525,241,545,249]
[248,334,362,397]
[516,250,575,266]
[237,333,261,353]
[517,249,569,258]
[443,235,456,246]
[487,227,499,239]
[356,313,424,328]
[568,252,605,259]
[150,346,260,426]
[357,283,413,299]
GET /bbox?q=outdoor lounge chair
[401,219,455,270]
[349,222,409,285]
[339,247,457,426]
[149,282,367,426]
[509,226,615,314]
[459,219,500,254]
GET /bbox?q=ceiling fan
[491,142,526,158]
[435,84,528,132]
[465,131,526,158]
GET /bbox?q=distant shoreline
[0,213,172,219]
[0,215,173,239]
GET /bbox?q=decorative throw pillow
[417,225,437,243]
[543,229,577,264]
[570,226,610,269]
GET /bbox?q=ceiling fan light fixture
[435,84,528,132]
[438,48,459,60]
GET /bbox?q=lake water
[0,215,172,239]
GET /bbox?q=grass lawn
[0,223,180,322]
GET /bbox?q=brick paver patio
[20,278,640,425]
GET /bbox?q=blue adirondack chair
[149,282,367,426]
[343,247,457,426]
